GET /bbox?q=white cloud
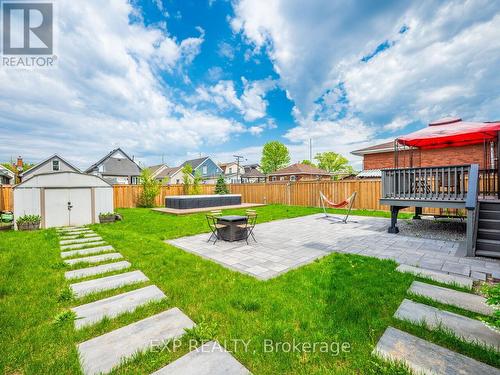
[218,41,235,60]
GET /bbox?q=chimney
[16,156,23,172]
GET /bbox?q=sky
[1,0,500,170]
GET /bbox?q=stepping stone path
[395,299,499,351]
[373,327,500,375]
[373,279,500,373]
[152,341,251,375]
[409,281,494,316]
[65,260,131,280]
[396,264,473,289]
[56,226,250,374]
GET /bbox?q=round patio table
[216,215,248,242]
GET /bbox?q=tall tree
[260,141,291,174]
[137,168,165,207]
[314,152,354,179]
[300,159,316,167]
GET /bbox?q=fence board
[0,186,13,211]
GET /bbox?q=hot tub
[165,194,242,209]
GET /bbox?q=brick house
[267,163,332,182]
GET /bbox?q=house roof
[148,164,168,174]
[268,163,332,176]
[351,141,395,156]
[0,165,15,179]
[181,156,209,170]
[154,166,183,179]
[241,169,265,178]
[85,148,142,176]
[356,169,382,178]
[20,154,81,177]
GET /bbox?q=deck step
[476,238,500,253]
[408,281,494,316]
[396,264,473,289]
[77,308,195,375]
[59,233,99,240]
[60,237,103,245]
[60,241,106,250]
[373,327,500,375]
[72,285,166,329]
[479,210,500,220]
[70,270,148,298]
[61,245,114,259]
[475,250,500,259]
[394,299,500,351]
[64,252,122,265]
[152,341,251,375]
[478,218,500,230]
[65,261,131,280]
[477,228,500,241]
[480,201,500,211]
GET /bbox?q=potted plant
[99,212,116,224]
[16,214,41,231]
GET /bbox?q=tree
[191,170,202,195]
[138,168,165,207]
[314,152,355,179]
[215,174,229,194]
[260,141,291,174]
[300,160,316,167]
[181,164,193,195]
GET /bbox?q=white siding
[13,188,41,218]
[22,157,78,180]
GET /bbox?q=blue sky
[1,0,499,170]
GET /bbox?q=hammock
[319,191,357,223]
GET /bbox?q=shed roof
[15,171,111,188]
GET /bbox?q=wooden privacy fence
[0,186,13,211]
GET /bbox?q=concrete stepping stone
[60,237,103,245]
[59,230,94,237]
[72,285,166,329]
[57,226,88,232]
[70,270,149,298]
[60,241,106,250]
[64,253,123,265]
[65,261,131,280]
[59,233,99,240]
[394,299,500,351]
[152,341,251,375]
[61,245,114,259]
[77,307,195,375]
[373,327,500,375]
[409,281,494,316]
[396,264,473,289]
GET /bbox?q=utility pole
[309,138,312,162]
[233,155,245,183]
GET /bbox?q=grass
[0,204,495,374]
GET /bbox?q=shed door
[44,189,92,228]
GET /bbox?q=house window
[202,165,208,174]
[290,175,296,181]
[131,176,140,184]
[52,160,60,171]
[279,176,285,181]
[228,167,232,174]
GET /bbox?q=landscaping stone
[470,271,487,281]
[70,270,149,297]
[60,237,103,245]
[396,264,473,289]
[60,245,114,258]
[72,285,166,329]
[394,299,500,351]
[60,241,106,250]
[64,261,131,280]
[64,252,123,265]
[152,341,251,375]
[409,281,494,316]
[373,327,500,375]
[77,308,195,375]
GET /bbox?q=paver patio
[167,213,500,280]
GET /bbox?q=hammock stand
[319,191,357,223]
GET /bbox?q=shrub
[138,168,164,207]
[481,283,500,330]
[99,212,115,218]
[16,214,41,225]
[191,170,202,195]
[181,164,193,195]
[214,174,229,195]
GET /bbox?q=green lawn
[0,205,497,374]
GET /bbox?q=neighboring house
[180,156,223,184]
[148,164,193,185]
[86,148,142,185]
[19,154,80,182]
[219,161,245,184]
[267,163,332,182]
[241,168,266,183]
[0,165,15,185]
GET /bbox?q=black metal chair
[206,211,226,244]
[238,210,257,244]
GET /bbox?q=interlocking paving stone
[61,245,114,259]
[396,264,473,289]
[409,281,494,316]
[60,241,106,250]
[394,299,500,351]
[70,270,149,297]
[77,308,195,375]
[59,233,99,240]
[60,237,103,245]
[152,341,251,375]
[64,252,123,265]
[441,261,471,277]
[65,261,131,280]
[72,285,166,329]
[373,327,500,375]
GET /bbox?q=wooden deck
[152,203,266,215]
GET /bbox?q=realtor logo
[2,2,53,55]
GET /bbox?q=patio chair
[319,191,357,223]
[205,213,227,244]
[237,210,258,244]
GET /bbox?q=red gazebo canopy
[397,117,500,149]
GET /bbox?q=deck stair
[476,200,500,258]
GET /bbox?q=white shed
[13,172,114,229]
